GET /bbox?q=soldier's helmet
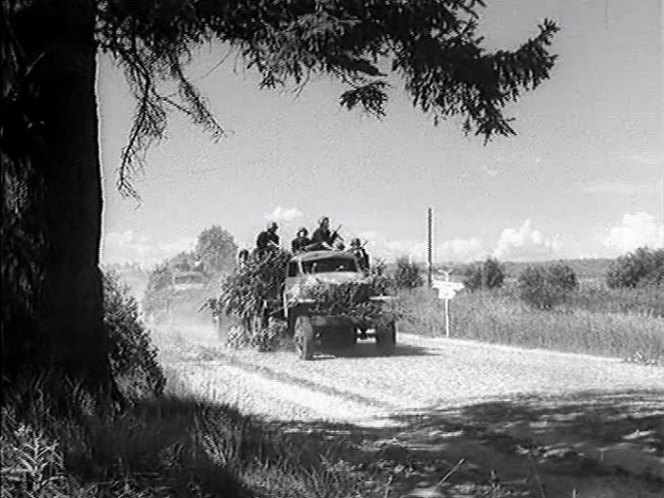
[350,238,361,248]
[297,227,308,237]
[267,221,278,231]
[318,216,329,226]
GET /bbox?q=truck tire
[286,305,300,336]
[340,326,357,349]
[294,315,315,360]
[376,321,396,356]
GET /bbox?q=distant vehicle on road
[171,271,206,292]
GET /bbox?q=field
[397,280,664,365]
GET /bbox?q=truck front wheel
[294,315,315,360]
[376,321,396,356]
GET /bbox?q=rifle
[331,225,344,242]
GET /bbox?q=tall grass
[398,285,664,363]
[567,283,664,318]
[1,373,360,498]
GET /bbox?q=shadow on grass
[7,374,662,498]
[269,388,664,498]
[2,385,355,498]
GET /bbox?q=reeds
[397,284,664,364]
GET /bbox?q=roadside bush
[463,258,505,291]
[393,257,423,289]
[103,272,165,398]
[517,262,578,310]
[606,247,664,288]
[547,261,579,291]
[1,407,83,498]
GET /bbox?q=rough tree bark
[2,0,114,392]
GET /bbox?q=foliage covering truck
[215,249,398,360]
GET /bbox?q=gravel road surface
[159,324,664,496]
[164,324,663,425]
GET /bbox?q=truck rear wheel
[294,315,315,360]
[376,321,396,356]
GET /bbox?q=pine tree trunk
[2,0,114,392]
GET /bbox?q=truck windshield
[303,257,358,273]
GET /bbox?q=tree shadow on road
[271,388,664,498]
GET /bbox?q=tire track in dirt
[220,351,403,412]
[172,358,396,422]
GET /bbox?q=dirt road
[162,324,661,422]
[158,324,664,497]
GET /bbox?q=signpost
[423,209,463,337]
[432,277,464,338]
[427,208,433,288]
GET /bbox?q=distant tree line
[393,246,662,311]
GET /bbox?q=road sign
[432,279,464,300]
[432,279,465,338]
[436,287,457,300]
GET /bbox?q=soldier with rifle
[349,238,370,272]
[312,216,342,250]
[255,221,280,256]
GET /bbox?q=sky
[99,0,663,267]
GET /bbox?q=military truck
[279,250,396,360]
[171,270,206,292]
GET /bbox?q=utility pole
[427,207,433,288]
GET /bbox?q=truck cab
[283,250,364,316]
[279,250,396,360]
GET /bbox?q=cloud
[492,220,563,261]
[629,153,662,167]
[481,164,500,177]
[357,231,484,263]
[101,230,195,266]
[264,206,303,223]
[436,238,485,263]
[603,212,663,253]
[359,222,567,264]
[357,231,424,261]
